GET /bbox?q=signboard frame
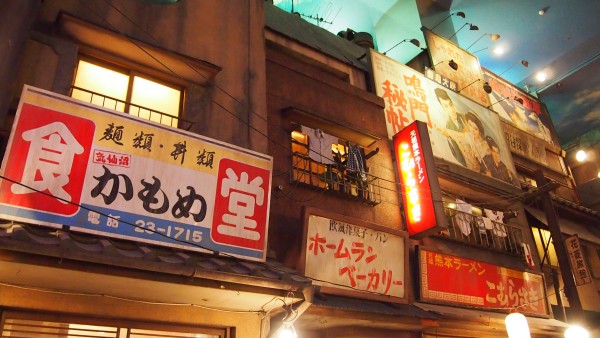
[0,86,273,262]
[393,121,447,239]
[298,207,409,303]
[417,246,550,317]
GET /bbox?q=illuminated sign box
[393,121,446,238]
[419,247,549,316]
[0,86,272,262]
[299,207,408,303]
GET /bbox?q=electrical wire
[0,176,402,298]
[73,0,548,208]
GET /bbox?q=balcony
[290,152,382,206]
[71,86,194,130]
[440,207,525,255]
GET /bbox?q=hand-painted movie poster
[483,67,557,146]
[371,50,519,187]
[423,28,490,108]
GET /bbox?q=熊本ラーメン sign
[301,209,407,301]
[393,121,446,238]
[0,86,272,261]
[419,248,549,316]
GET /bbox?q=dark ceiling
[273,0,600,146]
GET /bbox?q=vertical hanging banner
[393,121,446,238]
[0,86,272,261]
[565,235,593,286]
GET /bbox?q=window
[290,127,381,205]
[1,312,228,338]
[531,226,559,267]
[71,59,186,129]
[440,197,524,255]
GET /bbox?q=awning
[282,106,381,147]
[58,13,221,86]
[525,207,600,245]
[312,294,440,319]
[415,302,569,337]
[294,294,441,333]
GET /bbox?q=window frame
[71,54,186,128]
[1,310,230,338]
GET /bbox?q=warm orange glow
[71,60,182,127]
[72,60,128,112]
[399,142,422,223]
[131,76,180,124]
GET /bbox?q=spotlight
[382,38,421,55]
[483,82,492,94]
[431,11,466,31]
[448,59,458,70]
[433,59,459,71]
[499,59,529,76]
[449,23,479,40]
[466,33,501,51]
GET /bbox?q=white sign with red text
[0,86,272,261]
[304,214,406,299]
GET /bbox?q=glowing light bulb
[536,72,547,82]
[505,312,530,338]
[575,150,587,162]
[565,325,589,338]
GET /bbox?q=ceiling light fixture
[536,71,547,82]
[466,33,500,50]
[431,11,466,31]
[499,59,529,76]
[493,46,505,55]
[575,149,587,162]
[382,38,421,55]
[449,22,479,40]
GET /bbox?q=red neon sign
[393,121,445,238]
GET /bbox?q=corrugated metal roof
[264,3,370,71]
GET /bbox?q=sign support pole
[533,169,584,323]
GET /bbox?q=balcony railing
[440,207,525,255]
[70,86,194,130]
[290,152,382,206]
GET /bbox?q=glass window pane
[72,60,129,107]
[130,76,181,124]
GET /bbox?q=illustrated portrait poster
[483,67,557,146]
[371,50,519,187]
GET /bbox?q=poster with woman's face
[372,50,519,187]
[482,68,557,146]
